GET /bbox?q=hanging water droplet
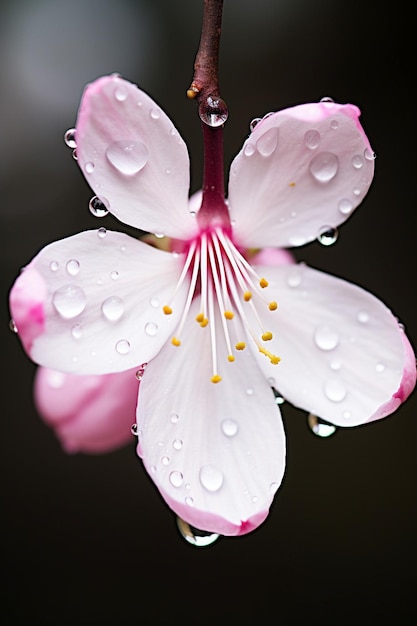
[89,196,109,218]
[9,319,17,333]
[199,464,224,492]
[72,149,78,160]
[273,389,285,405]
[64,128,76,148]
[71,323,83,339]
[115,339,130,355]
[131,423,139,435]
[221,418,239,437]
[310,152,339,183]
[320,96,334,104]
[101,296,124,322]
[352,154,364,169]
[52,285,87,319]
[307,414,337,437]
[364,148,376,161]
[314,325,339,351]
[66,259,80,276]
[338,198,353,215]
[304,129,321,149]
[176,517,220,547]
[169,471,184,488]
[250,117,262,131]
[256,127,279,157]
[198,96,228,127]
[144,321,158,336]
[106,140,149,175]
[317,226,338,246]
[323,378,347,402]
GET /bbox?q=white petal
[10,230,189,374]
[228,101,375,248]
[247,262,412,426]
[136,299,286,536]
[75,75,197,239]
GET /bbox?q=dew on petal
[161,456,170,466]
[97,227,107,239]
[131,423,139,435]
[352,154,364,169]
[256,127,279,157]
[320,96,334,104]
[244,143,255,157]
[114,85,128,101]
[101,296,124,322]
[338,198,353,215]
[376,362,385,373]
[64,128,76,148]
[71,324,83,339]
[330,119,339,130]
[150,296,159,308]
[169,471,184,488]
[314,324,339,351]
[106,140,149,176]
[364,147,376,161]
[304,129,321,149]
[307,414,337,437]
[342,410,352,420]
[221,418,239,437]
[310,152,339,183]
[249,117,262,131]
[286,268,302,288]
[176,517,220,547]
[49,261,59,272]
[85,162,95,174]
[145,321,158,336]
[323,378,347,402]
[115,339,130,355]
[270,482,279,495]
[89,196,109,218]
[317,226,338,246]
[52,285,87,319]
[173,439,183,450]
[199,464,224,492]
[66,259,80,276]
[170,413,179,424]
[357,311,369,323]
[150,108,161,120]
[110,271,119,281]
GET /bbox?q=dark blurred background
[1,1,415,624]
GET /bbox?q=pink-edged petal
[136,299,286,536]
[228,101,375,248]
[34,366,139,454]
[75,74,197,239]
[10,230,189,374]
[246,262,415,427]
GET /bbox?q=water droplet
[106,140,149,176]
[199,464,224,492]
[357,311,369,323]
[250,117,262,131]
[173,439,183,450]
[246,388,254,396]
[342,410,352,420]
[221,419,239,437]
[286,268,302,288]
[52,285,87,319]
[329,358,342,371]
[110,271,119,281]
[338,198,353,215]
[273,389,285,405]
[9,319,17,333]
[135,363,147,381]
[353,187,361,196]
[270,482,279,495]
[161,456,170,466]
[364,148,376,161]
[150,296,159,308]
[170,413,179,424]
[85,162,95,174]
[185,496,194,506]
[317,226,338,246]
[244,143,255,157]
[115,339,130,355]
[89,196,109,218]
[304,129,321,149]
[145,321,158,336]
[256,127,279,157]
[352,154,364,169]
[314,325,339,350]
[72,149,78,160]
[307,414,337,437]
[71,324,83,339]
[323,378,347,402]
[66,259,80,276]
[330,119,339,130]
[176,517,220,547]
[154,232,164,239]
[198,96,228,127]
[376,362,385,373]
[97,227,107,239]
[101,296,124,322]
[114,85,128,101]
[169,471,183,488]
[310,152,339,182]
[64,128,76,148]
[150,108,160,120]
[320,96,334,104]
[131,423,138,435]
[50,261,59,272]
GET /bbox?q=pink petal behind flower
[229,101,375,249]
[34,366,139,454]
[9,265,47,354]
[76,74,196,240]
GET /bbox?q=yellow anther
[228,355,235,362]
[224,310,234,320]
[187,86,199,99]
[262,331,273,341]
[259,278,269,288]
[195,312,204,323]
[171,337,181,347]
[200,317,209,327]
[211,374,222,384]
[259,345,281,365]
[163,305,173,315]
[269,301,278,311]
[235,342,246,351]
[243,291,252,302]
[289,181,296,187]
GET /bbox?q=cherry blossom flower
[9,75,416,536]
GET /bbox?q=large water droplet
[176,517,220,547]
[304,129,321,149]
[307,414,337,437]
[323,378,347,402]
[315,325,340,351]
[115,339,130,355]
[101,296,124,322]
[89,196,109,218]
[317,226,338,246]
[199,464,224,492]
[256,127,279,157]
[221,419,239,437]
[64,128,76,148]
[52,285,87,319]
[198,96,228,127]
[310,152,339,182]
[106,140,149,175]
